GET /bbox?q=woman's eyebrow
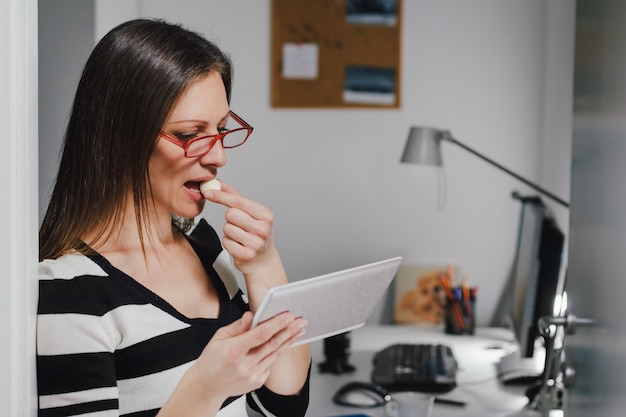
[167,119,209,127]
[168,111,229,127]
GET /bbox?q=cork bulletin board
[271,0,402,108]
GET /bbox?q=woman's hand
[203,181,288,308]
[203,181,311,400]
[164,311,306,416]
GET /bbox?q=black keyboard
[371,343,458,394]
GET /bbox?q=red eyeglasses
[160,110,253,158]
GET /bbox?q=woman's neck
[83,198,179,256]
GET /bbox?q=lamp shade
[400,126,444,166]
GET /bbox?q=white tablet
[250,256,402,347]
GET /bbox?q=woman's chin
[174,200,206,220]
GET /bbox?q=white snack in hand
[200,179,222,195]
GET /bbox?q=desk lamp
[400,126,570,208]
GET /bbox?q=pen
[461,275,470,301]
[435,397,467,407]
[461,275,474,330]
[438,273,454,298]
[446,263,454,283]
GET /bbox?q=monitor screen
[509,198,564,358]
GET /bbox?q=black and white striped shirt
[37,218,309,417]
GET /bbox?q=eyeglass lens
[186,114,249,157]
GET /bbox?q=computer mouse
[332,381,391,408]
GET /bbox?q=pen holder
[443,286,476,335]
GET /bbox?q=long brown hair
[39,19,233,261]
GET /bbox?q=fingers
[203,182,276,266]
[242,313,306,363]
[195,311,306,398]
[212,312,254,358]
[248,315,307,375]
[211,180,238,196]
[223,208,272,246]
[223,312,306,373]
[202,180,271,226]
[204,183,273,224]
[218,311,253,338]
[246,312,306,349]
[218,311,305,352]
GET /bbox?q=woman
[37,19,310,417]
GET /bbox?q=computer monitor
[508,196,565,359]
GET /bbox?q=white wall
[1,0,39,415]
[52,0,576,326]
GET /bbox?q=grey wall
[38,0,94,223]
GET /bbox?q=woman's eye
[175,132,199,142]
[218,126,229,134]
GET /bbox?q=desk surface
[306,325,534,417]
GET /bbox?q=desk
[306,325,532,417]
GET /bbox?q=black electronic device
[371,343,458,394]
[497,194,566,384]
[508,196,565,359]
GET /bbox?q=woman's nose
[199,138,227,167]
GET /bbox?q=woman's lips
[184,181,204,201]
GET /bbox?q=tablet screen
[250,256,402,346]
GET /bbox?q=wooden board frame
[271,0,402,108]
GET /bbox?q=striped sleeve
[37,254,120,417]
[36,253,197,417]
[247,365,311,417]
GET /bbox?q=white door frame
[0,0,39,415]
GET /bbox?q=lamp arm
[441,134,569,208]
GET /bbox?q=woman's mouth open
[184,181,204,201]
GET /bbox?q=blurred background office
[10,0,625,415]
[21,1,626,416]
[39,0,575,328]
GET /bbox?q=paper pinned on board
[282,43,319,79]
